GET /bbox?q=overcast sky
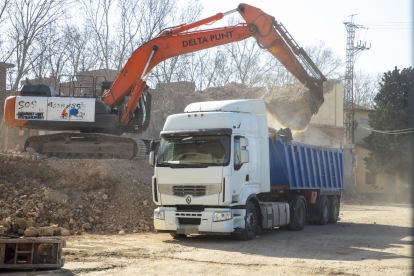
[199,0,413,76]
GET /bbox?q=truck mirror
[240,149,249,163]
[239,138,248,148]
[149,151,155,166]
[150,140,157,151]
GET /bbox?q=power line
[359,126,414,133]
[358,124,414,134]
[359,22,413,29]
[359,21,412,24]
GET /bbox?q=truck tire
[235,201,257,241]
[288,196,306,231]
[328,196,340,223]
[318,195,329,225]
[170,232,187,239]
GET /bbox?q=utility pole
[344,15,370,144]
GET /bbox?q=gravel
[0,148,155,237]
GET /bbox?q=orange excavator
[3,3,326,159]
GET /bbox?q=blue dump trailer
[256,137,344,231]
[268,138,344,191]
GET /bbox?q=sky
[199,0,413,76]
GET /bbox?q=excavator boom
[103,3,326,126]
[102,25,254,124]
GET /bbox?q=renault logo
[186,196,191,204]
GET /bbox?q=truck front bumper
[154,207,244,235]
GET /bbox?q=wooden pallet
[0,238,65,269]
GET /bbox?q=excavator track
[24,133,149,160]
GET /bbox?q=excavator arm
[103,3,326,126]
[102,24,254,124]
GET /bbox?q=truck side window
[234,137,242,170]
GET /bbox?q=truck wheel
[328,196,340,223]
[288,196,306,231]
[170,232,187,239]
[318,195,329,225]
[235,201,257,241]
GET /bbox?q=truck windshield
[157,135,230,167]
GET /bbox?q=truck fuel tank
[260,202,290,229]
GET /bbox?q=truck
[4,3,326,159]
[150,99,344,240]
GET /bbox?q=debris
[0,149,155,236]
[82,223,92,230]
[39,227,53,236]
[50,224,60,235]
[0,220,10,231]
[24,227,38,237]
[59,227,70,236]
[45,189,69,205]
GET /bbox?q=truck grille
[178,218,201,225]
[172,185,206,197]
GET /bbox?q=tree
[64,24,99,76]
[353,70,381,109]
[149,0,203,88]
[0,0,8,25]
[363,67,413,174]
[304,41,343,80]
[5,0,71,93]
[81,0,115,71]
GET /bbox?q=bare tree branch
[6,0,72,93]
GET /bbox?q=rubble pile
[0,149,155,236]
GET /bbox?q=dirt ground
[5,203,412,276]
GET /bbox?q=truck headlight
[213,211,232,222]
[154,209,165,220]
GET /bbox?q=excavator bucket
[264,84,324,130]
[238,3,326,129]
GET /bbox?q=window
[366,172,376,184]
[234,138,241,170]
[360,118,369,125]
[157,135,230,167]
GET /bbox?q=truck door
[232,136,249,197]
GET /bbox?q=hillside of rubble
[0,148,155,237]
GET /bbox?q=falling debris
[265,80,341,130]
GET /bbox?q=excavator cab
[128,89,152,134]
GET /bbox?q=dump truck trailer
[150,99,344,240]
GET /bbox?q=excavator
[3,3,326,159]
